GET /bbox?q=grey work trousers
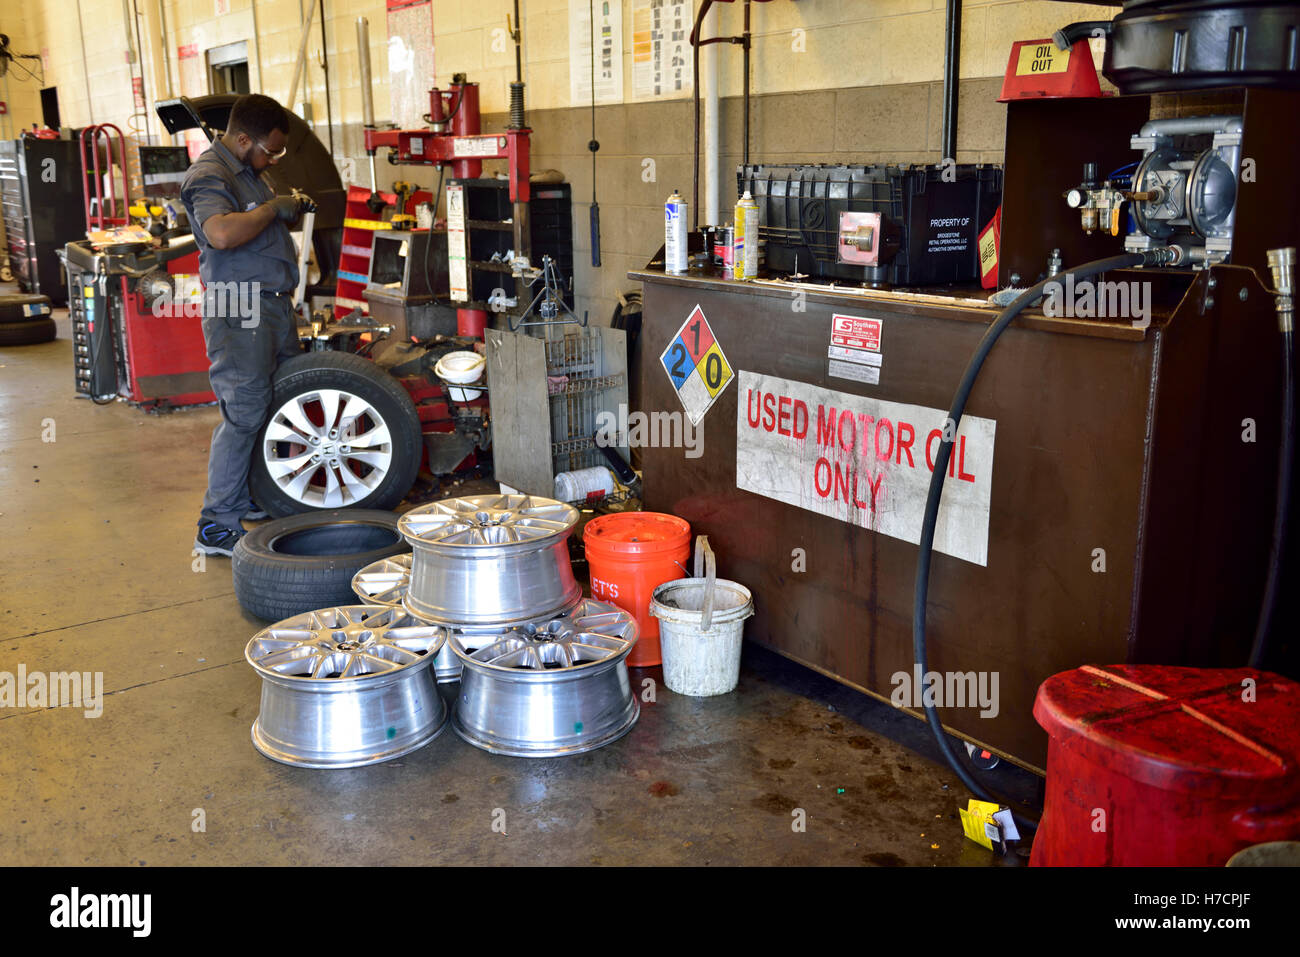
[199,291,300,530]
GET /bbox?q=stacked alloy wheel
[244,494,641,767]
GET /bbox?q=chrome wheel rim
[451,599,640,757]
[351,553,461,683]
[352,555,588,683]
[351,554,413,607]
[398,494,578,548]
[245,605,449,768]
[399,495,582,625]
[262,388,396,508]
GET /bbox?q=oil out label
[736,371,996,566]
[1015,41,1071,76]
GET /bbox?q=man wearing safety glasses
[180,93,313,556]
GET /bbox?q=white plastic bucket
[555,466,615,503]
[649,537,753,696]
[435,350,486,401]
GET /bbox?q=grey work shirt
[179,138,299,293]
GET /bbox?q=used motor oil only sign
[736,371,996,566]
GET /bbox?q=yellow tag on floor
[959,798,1003,850]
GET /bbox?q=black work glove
[266,195,302,222]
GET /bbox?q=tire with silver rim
[245,605,449,768]
[399,494,582,625]
[451,598,640,757]
[249,351,423,518]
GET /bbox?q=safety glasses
[254,139,288,161]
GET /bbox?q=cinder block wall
[9,0,1117,322]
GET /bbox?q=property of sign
[736,371,997,565]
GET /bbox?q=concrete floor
[0,304,1037,866]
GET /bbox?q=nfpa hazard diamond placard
[660,304,734,426]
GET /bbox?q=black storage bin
[737,163,1003,287]
[1,137,85,304]
[451,179,575,308]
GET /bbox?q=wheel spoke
[339,400,379,436]
[283,463,321,501]
[356,652,402,673]
[265,420,310,445]
[343,451,390,469]
[401,494,578,548]
[267,449,315,478]
[320,465,344,506]
[337,464,372,500]
[318,389,342,432]
[348,424,392,449]
[279,399,322,440]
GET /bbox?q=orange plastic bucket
[583,512,691,667]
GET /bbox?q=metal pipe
[1249,247,1297,669]
[940,0,961,162]
[691,0,712,231]
[357,17,374,128]
[1138,115,1243,137]
[286,0,317,112]
[250,0,265,92]
[319,0,334,156]
[704,38,719,228]
[294,207,316,310]
[742,0,751,169]
[1,72,12,139]
[130,0,152,140]
[76,0,96,124]
[513,0,523,84]
[156,0,175,102]
[1270,247,1296,334]
[121,0,138,64]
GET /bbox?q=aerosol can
[733,190,760,281]
[665,189,688,274]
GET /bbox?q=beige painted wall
[5,0,1118,319]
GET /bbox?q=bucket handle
[694,535,716,631]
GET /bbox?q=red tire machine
[65,123,212,408]
[354,8,537,481]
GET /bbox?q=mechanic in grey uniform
[180,94,311,556]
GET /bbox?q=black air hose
[913,251,1158,833]
[1052,21,1112,50]
[1249,326,1295,668]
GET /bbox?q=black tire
[249,351,423,517]
[232,508,410,621]
[0,317,57,346]
[0,294,52,324]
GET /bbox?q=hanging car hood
[155,94,345,231]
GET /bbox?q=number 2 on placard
[670,342,688,378]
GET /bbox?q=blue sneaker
[194,521,244,557]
